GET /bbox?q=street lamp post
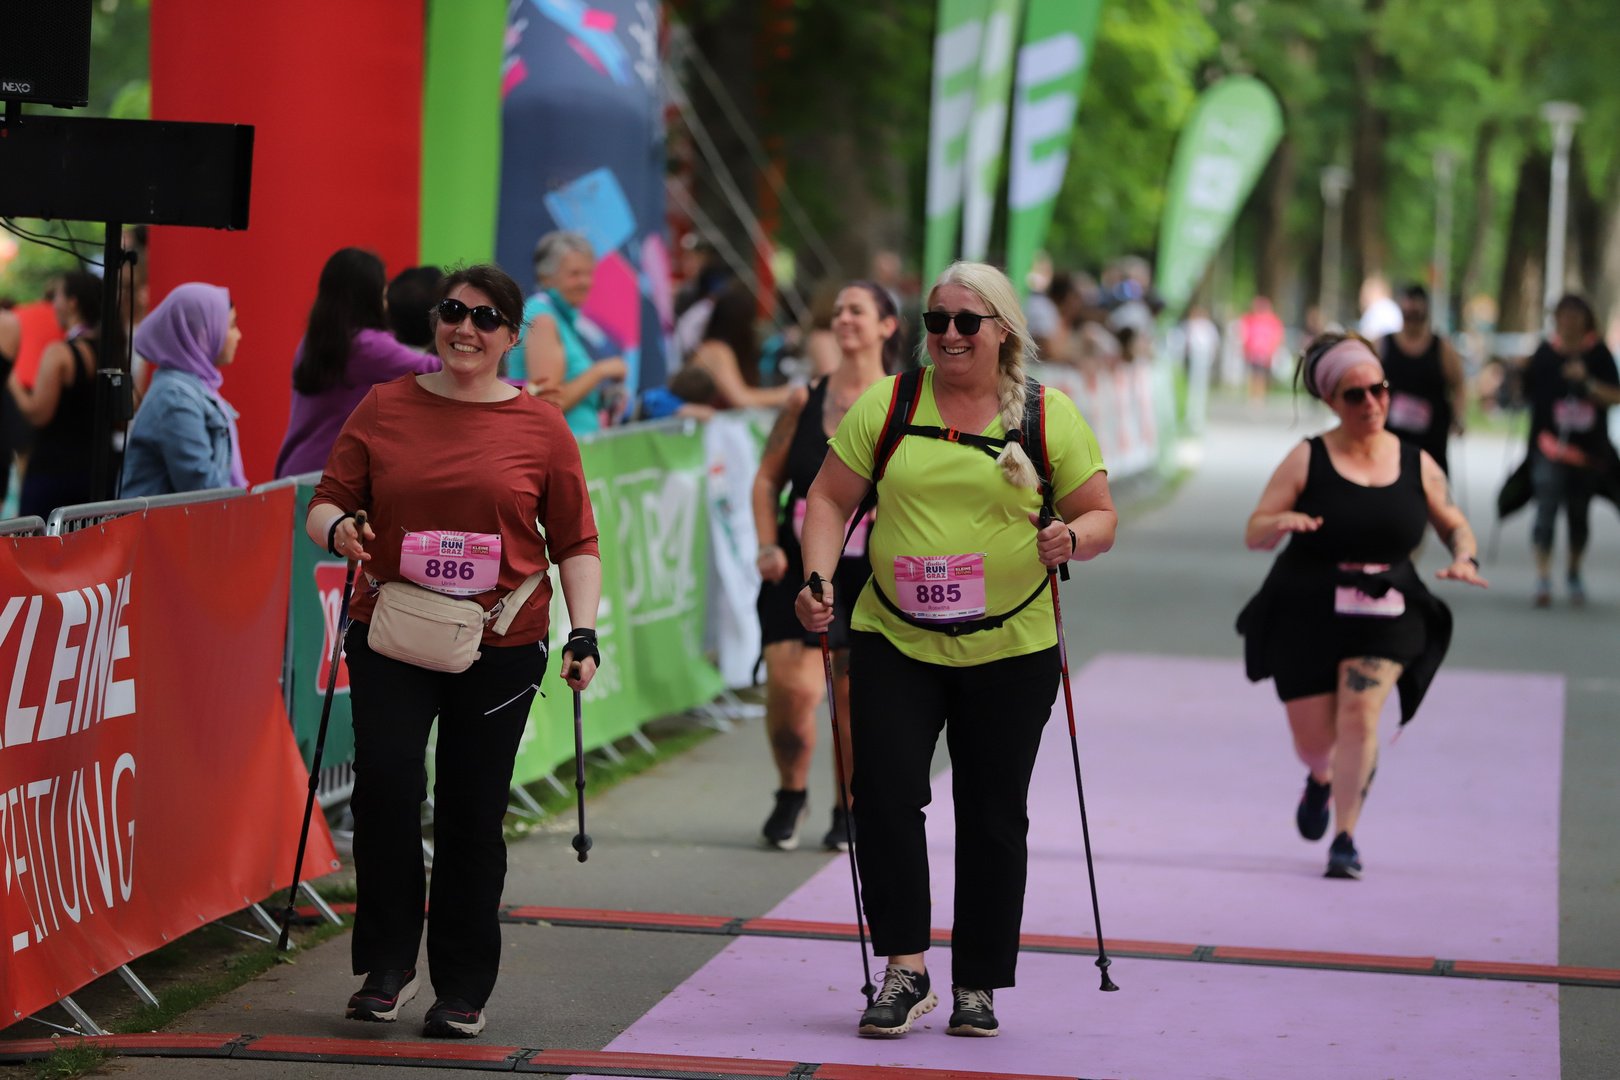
[1432,148,1456,336]
[1540,101,1584,335]
[1319,166,1353,326]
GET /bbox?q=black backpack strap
[1006,375,1068,582]
[835,369,924,559]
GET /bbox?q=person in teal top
[509,231,628,435]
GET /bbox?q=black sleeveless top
[1380,333,1451,472]
[777,377,870,560]
[1238,437,1453,725]
[757,377,873,650]
[30,336,99,478]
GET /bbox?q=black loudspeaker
[0,0,93,109]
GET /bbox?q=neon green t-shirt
[830,367,1106,666]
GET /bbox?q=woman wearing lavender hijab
[1238,332,1486,880]
[121,283,247,495]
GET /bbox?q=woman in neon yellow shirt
[796,262,1117,1039]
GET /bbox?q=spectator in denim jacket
[121,283,245,496]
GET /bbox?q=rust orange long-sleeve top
[312,375,599,646]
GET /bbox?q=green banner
[923,0,990,287]
[288,479,357,770]
[1005,0,1103,297]
[960,0,1025,263]
[419,0,506,267]
[511,421,726,786]
[1154,76,1285,323]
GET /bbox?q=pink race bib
[1334,563,1405,617]
[1554,397,1597,433]
[1386,392,1432,433]
[400,531,503,596]
[793,499,873,558]
[893,554,987,623]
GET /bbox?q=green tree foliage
[1046,0,1215,267]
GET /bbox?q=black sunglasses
[1339,380,1390,405]
[437,298,511,333]
[921,310,995,337]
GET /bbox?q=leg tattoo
[1343,658,1385,693]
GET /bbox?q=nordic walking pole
[570,687,593,862]
[807,572,876,1008]
[1039,509,1118,991]
[279,510,367,951]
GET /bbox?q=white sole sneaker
[762,804,809,851]
[858,990,937,1036]
[346,971,421,1022]
[423,1006,486,1038]
[945,1020,999,1037]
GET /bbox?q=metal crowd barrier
[44,486,249,536]
[0,515,46,537]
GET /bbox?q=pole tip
[1097,956,1118,991]
[573,833,593,862]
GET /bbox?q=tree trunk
[1569,139,1603,299]
[681,5,763,279]
[1255,135,1296,318]
[1459,120,1497,313]
[1597,163,1620,333]
[1346,7,1390,287]
[1498,152,1549,333]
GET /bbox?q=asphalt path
[107,397,1618,1078]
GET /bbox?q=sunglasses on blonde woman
[436,298,511,333]
[921,310,992,336]
[1339,380,1390,406]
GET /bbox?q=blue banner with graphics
[497,0,671,396]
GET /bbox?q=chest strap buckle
[942,427,961,442]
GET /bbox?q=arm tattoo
[763,408,797,456]
[1443,482,1455,508]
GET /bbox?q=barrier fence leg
[298,881,344,926]
[57,996,107,1036]
[250,903,293,949]
[630,729,657,756]
[116,964,160,1009]
[597,741,626,766]
[542,774,571,798]
[510,784,548,820]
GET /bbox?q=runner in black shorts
[1239,332,1487,880]
[753,281,899,851]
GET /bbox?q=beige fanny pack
[367,572,545,673]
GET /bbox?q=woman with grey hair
[508,230,628,434]
[795,261,1116,1039]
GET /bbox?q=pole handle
[807,571,825,602]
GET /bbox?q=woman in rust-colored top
[307,264,602,1039]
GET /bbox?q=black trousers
[848,631,1059,989]
[346,622,547,1007]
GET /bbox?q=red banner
[0,490,337,1024]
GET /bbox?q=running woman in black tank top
[7,271,103,517]
[752,282,898,852]
[1239,332,1486,880]
[1379,284,1466,473]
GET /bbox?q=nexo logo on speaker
[1,81,34,94]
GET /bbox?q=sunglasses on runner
[436,298,511,333]
[1339,380,1390,405]
[921,310,995,337]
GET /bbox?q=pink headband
[1309,339,1383,399]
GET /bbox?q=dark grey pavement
[106,398,1618,1077]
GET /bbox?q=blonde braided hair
[927,261,1041,490]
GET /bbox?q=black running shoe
[946,986,998,1037]
[422,995,486,1038]
[858,965,937,1037]
[1325,831,1362,880]
[346,968,420,1022]
[823,805,853,852]
[1295,773,1331,841]
[762,789,809,850]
